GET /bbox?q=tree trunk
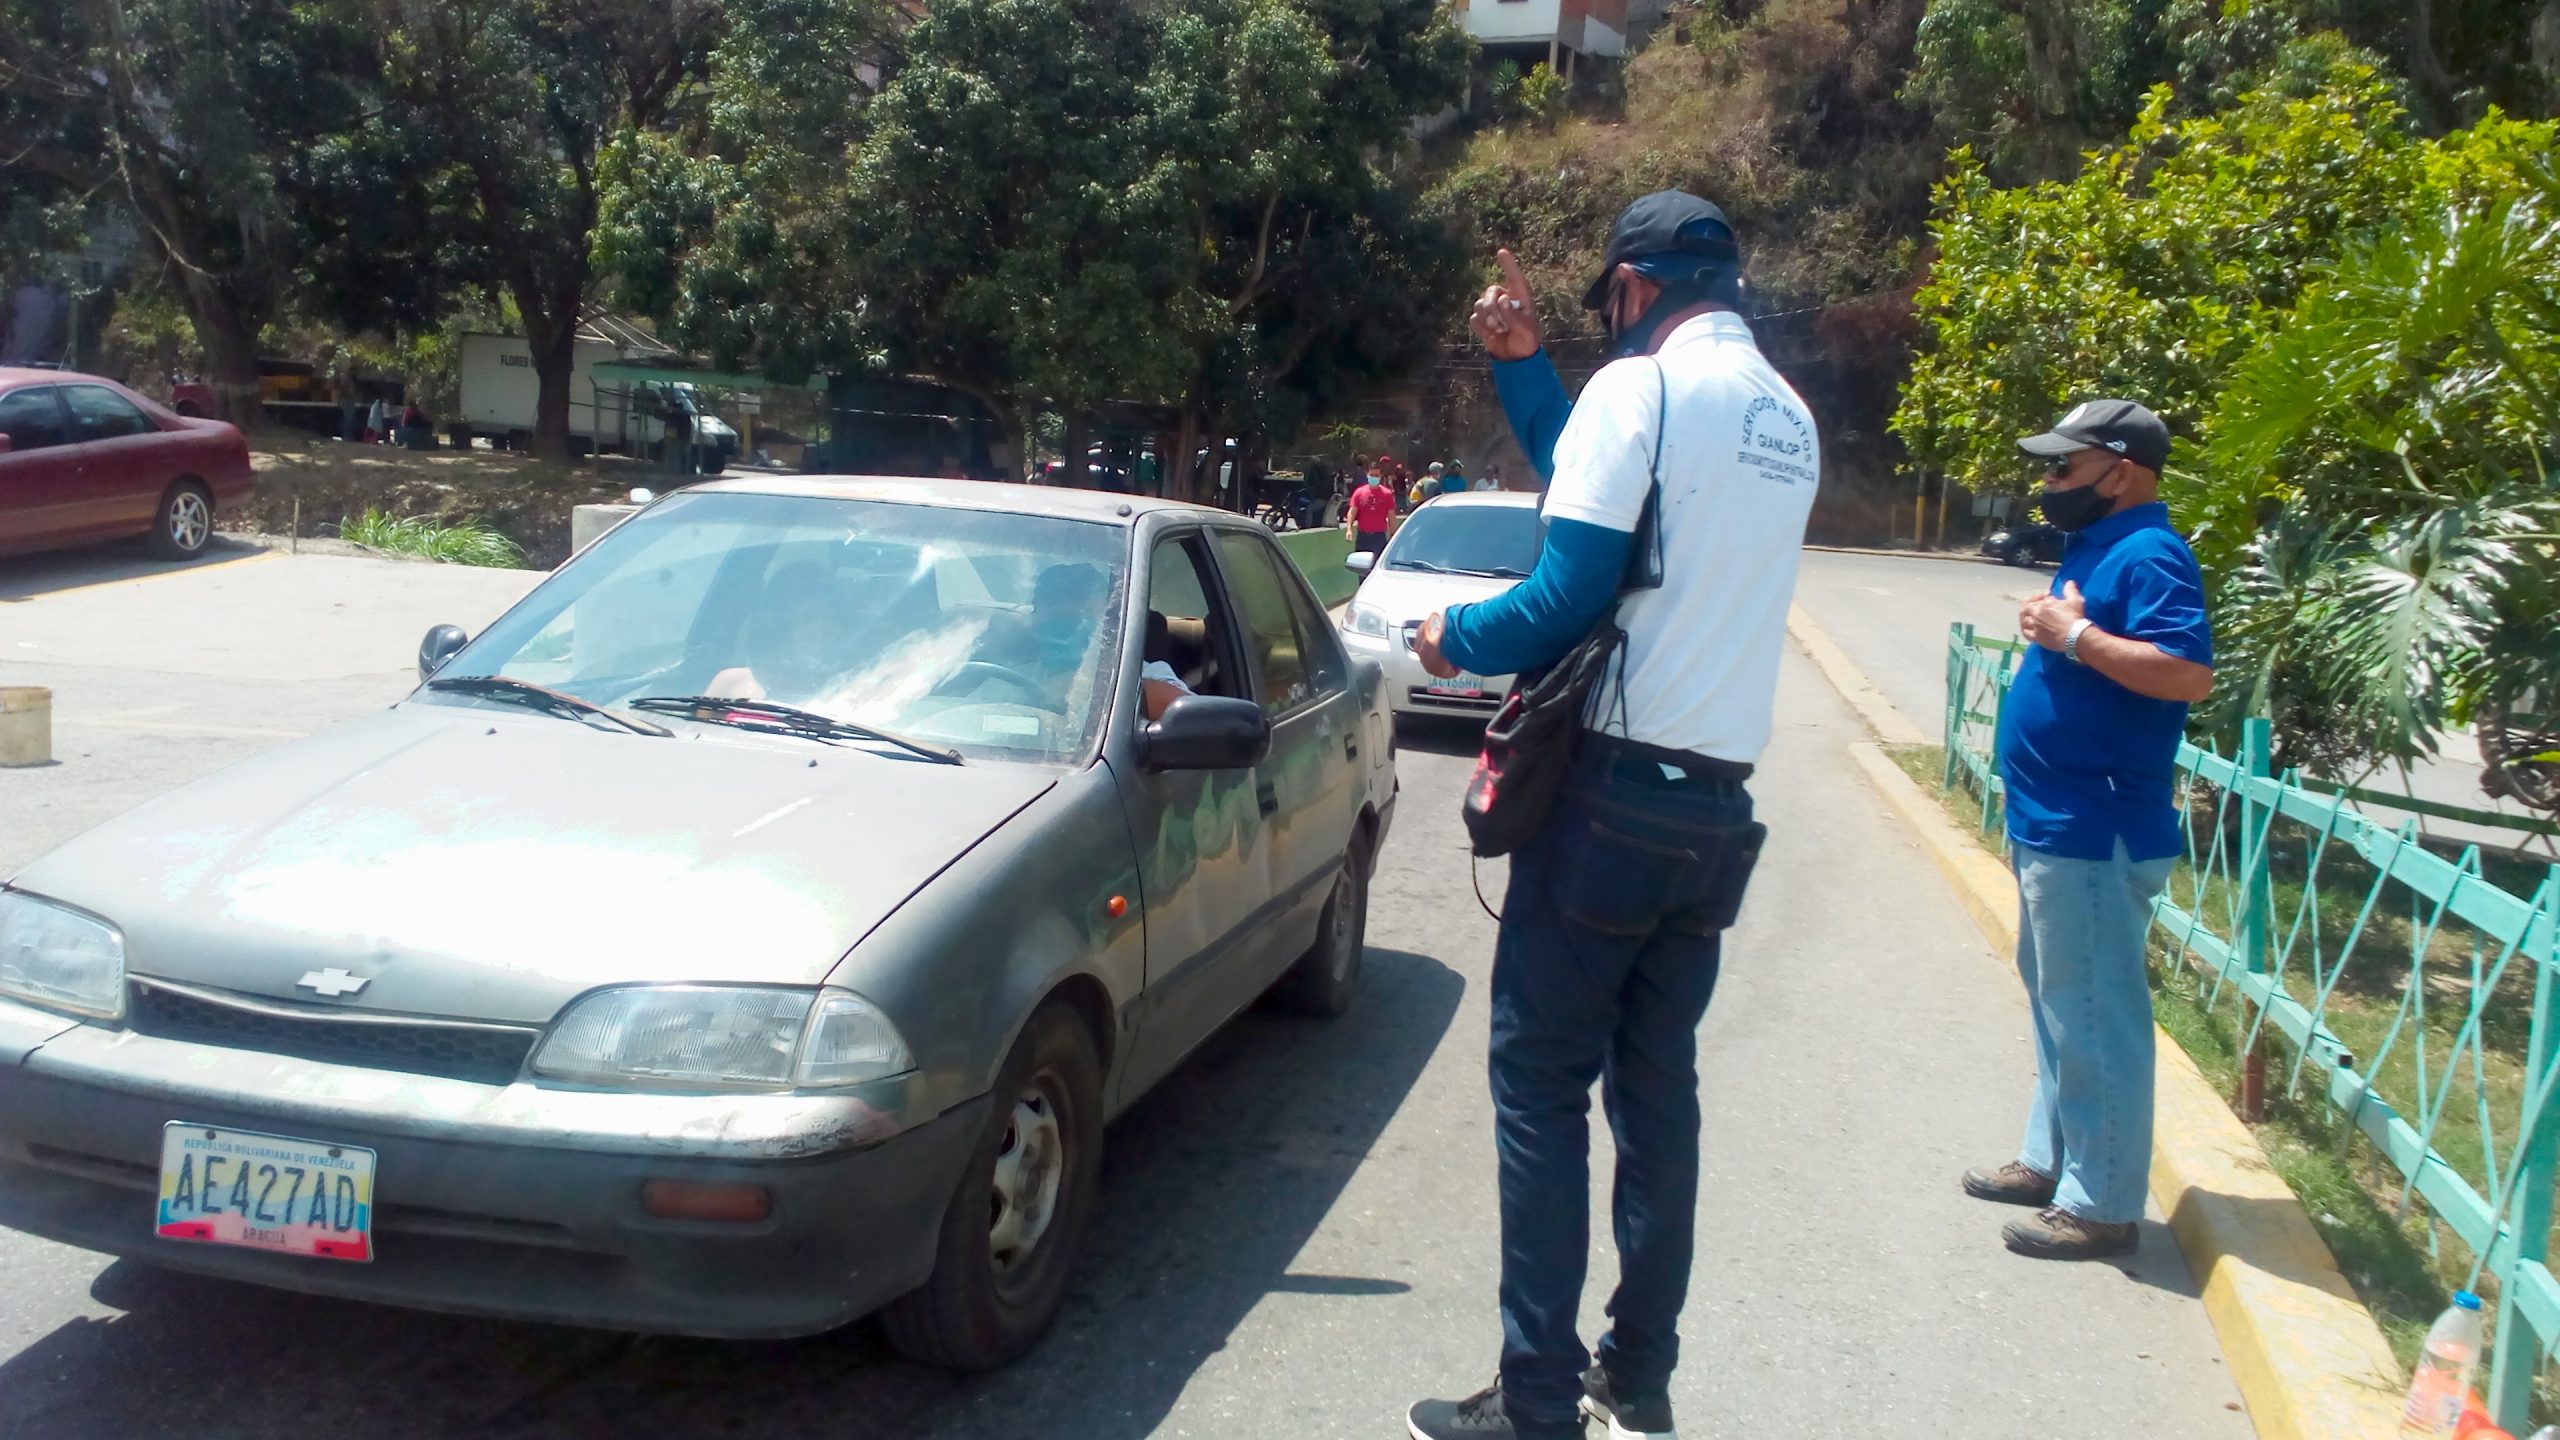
[1169,410,1202,503]
[180,278,267,429]
[1061,410,1094,489]
[2409,0,2458,128]
[517,288,582,464]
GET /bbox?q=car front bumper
[0,1008,985,1339]
[1339,625,1510,719]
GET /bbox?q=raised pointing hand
[1469,247,1544,363]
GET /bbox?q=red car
[0,368,255,560]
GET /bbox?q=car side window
[1212,530,1314,715]
[0,387,74,452]
[1144,535,1245,702]
[61,385,153,442]
[1279,561,1347,698]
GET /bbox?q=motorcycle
[1981,519,2066,567]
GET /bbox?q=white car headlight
[533,984,914,1090]
[0,890,126,1020]
[1344,601,1391,638]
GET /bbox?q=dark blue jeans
[1490,742,1762,1436]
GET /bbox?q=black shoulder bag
[1462,361,1666,858]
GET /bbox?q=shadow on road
[1392,714,1486,760]
[0,947,1464,1440]
[0,535,272,602]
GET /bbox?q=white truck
[457,332,737,472]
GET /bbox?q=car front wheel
[148,482,214,559]
[882,1004,1103,1370]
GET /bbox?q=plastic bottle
[2401,1291,2487,1435]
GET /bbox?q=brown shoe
[1961,1160,2057,1207]
[2003,1206,2139,1259]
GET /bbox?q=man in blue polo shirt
[1964,398,2213,1260]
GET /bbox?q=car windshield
[1383,504,1541,577]
[433,490,1128,763]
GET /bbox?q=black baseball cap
[1581,191,1739,310]
[2017,398,2172,473]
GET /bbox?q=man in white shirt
[1406,192,1819,1440]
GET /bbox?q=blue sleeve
[1440,517,1632,678]
[1491,350,1572,483]
[2119,549,2214,666]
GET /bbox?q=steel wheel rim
[169,492,210,550]
[1329,860,1363,981]
[987,1070,1067,1299]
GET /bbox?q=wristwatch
[2064,618,2096,664]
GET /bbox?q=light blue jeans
[2012,838,2173,1224]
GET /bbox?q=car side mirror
[1139,694,1270,771]
[1344,550,1374,575]
[418,623,470,681]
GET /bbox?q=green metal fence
[1940,622,2560,1427]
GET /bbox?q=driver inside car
[973,563,1190,720]
[705,563,854,706]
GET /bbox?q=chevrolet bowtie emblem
[296,968,370,999]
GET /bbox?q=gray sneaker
[1961,1160,2058,1208]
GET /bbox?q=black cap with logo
[1581,190,1739,310]
[2016,398,2172,473]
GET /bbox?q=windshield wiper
[423,675,671,737]
[1391,559,1455,573]
[628,696,963,765]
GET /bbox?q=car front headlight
[532,984,914,1090]
[0,890,126,1020]
[1344,601,1391,638]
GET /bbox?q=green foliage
[1514,65,1567,132]
[1894,52,2429,512]
[341,509,525,567]
[2203,186,2560,776]
[602,0,1471,475]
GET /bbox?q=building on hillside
[1451,0,1637,77]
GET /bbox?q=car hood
[1351,566,1524,625]
[7,705,1056,1025]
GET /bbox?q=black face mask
[1602,273,1734,360]
[2035,482,2115,533]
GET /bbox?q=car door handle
[1256,780,1280,816]
[1342,729,1358,761]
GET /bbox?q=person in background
[1408,467,1436,510]
[364,396,391,444]
[1346,466,1398,559]
[1406,190,1818,1440]
[1473,466,1500,492]
[1440,460,1470,497]
[1962,399,2213,1260]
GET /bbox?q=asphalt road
[1794,548,2558,856]
[1,538,2250,1438]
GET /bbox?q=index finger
[1496,247,1533,303]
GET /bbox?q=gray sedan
[0,477,1397,1368]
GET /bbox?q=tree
[0,0,388,420]
[380,0,724,460]
[2201,151,2560,791]
[1891,49,2432,533]
[601,0,1469,489]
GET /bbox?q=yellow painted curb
[1848,740,2406,1440]
[1787,604,1928,747]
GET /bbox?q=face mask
[1605,286,1689,361]
[2035,481,2115,533]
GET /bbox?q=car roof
[681,473,1247,528]
[0,366,97,388]
[1408,490,1541,509]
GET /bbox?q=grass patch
[340,509,524,568]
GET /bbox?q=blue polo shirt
[1997,502,2213,861]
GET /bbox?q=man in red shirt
[1345,468,1397,557]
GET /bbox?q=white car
[1337,490,1541,719]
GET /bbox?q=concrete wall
[1457,0,1564,45]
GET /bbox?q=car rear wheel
[147,482,214,559]
[882,1004,1102,1370]
[1274,827,1370,1017]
